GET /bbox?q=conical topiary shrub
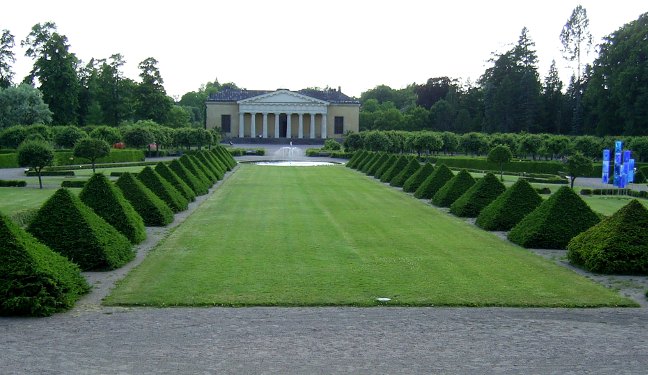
[567,199,648,274]
[475,178,543,231]
[0,212,90,316]
[357,152,377,172]
[214,146,236,169]
[155,162,196,202]
[27,188,134,271]
[375,155,397,180]
[191,154,217,183]
[450,173,506,217]
[366,153,389,176]
[199,151,225,180]
[432,169,476,207]
[403,162,434,193]
[508,186,600,249]
[79,173,146,244]
[116,173,174,227]
[414,164,453,199]
[137,166,189,213]
[346,150,365,169]
[381,155,410,183]
[391,158,421,187]
[169,159,208,196]
[180,155,213,186]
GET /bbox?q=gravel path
[1,153,648,374]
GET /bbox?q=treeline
[342,130,648,162]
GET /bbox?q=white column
[274,113,280,138]
[286,113,292,138]
[310,113,315,139]
[298,113,304,139]
[262,113,268,138]
[238,112,244,138]
[321,113,328,139]
[250,113,256,138]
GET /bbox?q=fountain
[256,143,335,167]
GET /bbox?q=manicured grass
[582,195,648,216]
[0,188,59,215]
[105,164,634,307]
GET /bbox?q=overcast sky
[2,0,646,99]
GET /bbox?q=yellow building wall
[205,103,239,136]
[327,104,360,138]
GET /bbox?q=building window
[334,116,344,135]
[221,114,231,133]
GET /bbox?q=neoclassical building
[205,87,360,140]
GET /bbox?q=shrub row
[26,170,74,177]
[137,166,188,213]
[227,148,265,156]
[61,180,86,188]
[0,153,18,168]
[0,180,26,187]
[116,173,174,227]
[44,160,160,171]
[54,149,145,166]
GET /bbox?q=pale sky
[2,0,646,100]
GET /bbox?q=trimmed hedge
[432,169,476,207]
[374,155,397,180]
[116,173,174,227]
[355,151,376,172]
[0,212,90,316]
[137,166,188,213]
[0,153,18,168]
[44,160,160,171]
[203,150,228,176]
[190,154,218,183]
[169,159,208,196]
[27,188,134,271]
[197,151,224,180]
[403,162,434,193]
[366,153,389,176]
[567,199,648,274]
[433,157,565,175]
[0,180,26,187]
[414,164,454,199]
[53,149,145,166]
[227,148,264,156]
[381,155,410,183]
[215,146,236,169]
[391,158,421,187]
[179,155,213,187]
[26,170,74,177]
[450,173,506,217]
[61,180,86,188]
[155,162,196,202]
[476,179,543,231]
[508,186,600,249]
[79,173,146,244]
[346,150,365,169]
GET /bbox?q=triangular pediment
[238,90,329,105]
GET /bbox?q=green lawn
[105,164,635,307]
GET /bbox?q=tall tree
[135,57,171,124]
[21,22,80,125]
[96,54,134,126]
[0,84,52,128]
[0,29,15,88]
[560,5,592,83]
[541,60,564,134]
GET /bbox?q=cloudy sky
[2,0,646,99]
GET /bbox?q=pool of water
[255,161,336,167]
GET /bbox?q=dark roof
[207,88,359,104]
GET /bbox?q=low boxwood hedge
[432,169,476,207]
[0,212,90,316]
[0,180,26,187]
[155,162,196,202]
[476,179,543,231]
[61,180,86,188]
[450,173,506,217]
[26,170,74,177]
[403,162,434,193]
[54,149,145,166]
[27,188,135,271]
[116,172,174,227]
[137,166,188,213]
[414,164,454,199]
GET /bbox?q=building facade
[205,88,360,140]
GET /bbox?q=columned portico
[310,114,316,139]
[262,113,268,138]
[321,113,328,139]
[274,113,280,138]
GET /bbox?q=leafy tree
[429,99,454,131]
[412,132,443,156]
[560,5,592,83]
[415,77,454,109]
[0,29,15,88]
[73,138,110,172]
[565,151,593,188]
[0,84,52,128]
[363,131,392,152]
[135,57,172,123]
[402,105,429,131]
[440,131,460,155]
[122,125,154,149]
[541,61,564,133]
[571,135,601,158]
[53,125,87,148]
[89,125,121,144]
[488,145,513,181]
[166,105,191,128]
[542,135,571,160]
[460,132,488,156]
[0,126,26,148]
[518,133,544,160]
[17,139,54,188]
[343,132,363,151]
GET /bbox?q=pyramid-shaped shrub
[207,149,229,172]
[403,162,434,193]
[366,153,389,176]
[79,173,146,244]
[475,179,543,231]
[354,151,373,171]
[391,158,421,187]
[214,146,236,169]
[567,200,648,274]
[194,153,220,182]
[432,169,475,207]
[180,155,213,187]
[116,173,174,227]
[169,159,208,196]
[346,150,365,169]
[27,189,134,271]
[381,155,410,183]
[414,164,453,199]
[199,150,225,180]
[450,173,506,217]
[508,186,600,249]
[155,162,196,202]
[137,166,188,213]
[1,212,90,316]
[375,155,397,180]
[358,152,378,173]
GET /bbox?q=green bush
[155,162,196,202]
[345,150,365,169]
[432,169,476,207]
[323,139,342,151]
[580,188,593,195]
[0,212,89,316]
[9,208,38,227]
[519,176,568,185]
[44,161,159,171]
[80,173,146,244]
[0,180,26,187]
[197,151,224,180]
[391,158,421,187]
[214,146,236,169]
[25,170,74,177]
[508,186,600,249]
[203,150,228,176]
[27,188,134,270]
[137,166,188,213]
[54,149,144,166]
[179,155,213,187]
[0,153,18,168]
[536,187,552,195]
[366,153,389,176]
[116,173,174,227]
[169,159,208,196]
[567,200,648,274]
[403,162,434,193]
[476,179,543,231]
[61,180,86,188]
[414,164,454,199]
[355,151,376,172]
[450,173,506,217]
[374,155,397,180]
[381,155,410,183]
[190,154,218,183]
[433,157,565,175]
[329,151,353,159]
